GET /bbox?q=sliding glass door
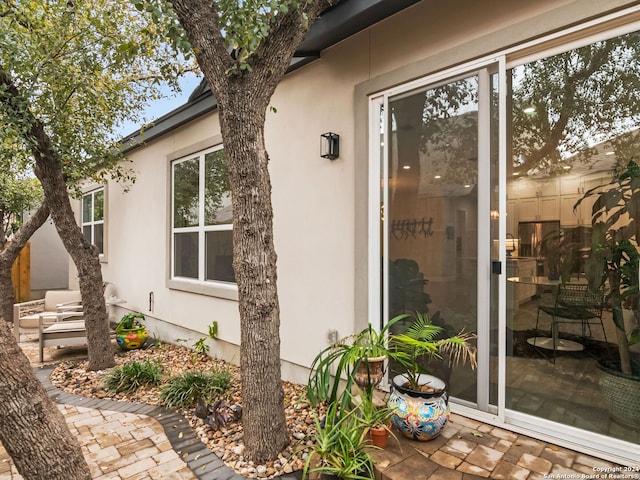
[371,22,640,464]
[375,66,499,411]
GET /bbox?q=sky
[116,73,203,139]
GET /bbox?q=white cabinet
[506,258,537,314]
[560,194,596,226]
[518,195,560,222]
[559,174,601,226]
[512,178,560,222]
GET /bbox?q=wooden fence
[11,242,30,302]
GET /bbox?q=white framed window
[171,145,235,284]
[81,188,105,256]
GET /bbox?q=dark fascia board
[295,0,420,57]
[120,92,217,153]
[121,0,420,152]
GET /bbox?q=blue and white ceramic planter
[388,373,449,441]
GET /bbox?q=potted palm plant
[575,160,640,427]
[387,312,477,441]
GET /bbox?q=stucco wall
[27,213,68,298]
[77,0,640,382]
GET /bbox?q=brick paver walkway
[371,414,638,479]
[1,339,636,479]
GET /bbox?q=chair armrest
[39,311,83,325]
[57,304,83,313]
[58,311,84,321]
[56,300,82,311]
[14,299,45,324]
[15,299,46,308]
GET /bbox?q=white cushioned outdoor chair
[13,290,82,342]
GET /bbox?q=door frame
[368,58,502,417]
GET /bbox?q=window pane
[174,232,199,278]
[386,75,479,404]
[205,230,235,282]
[204,150,232,225]
[506,30,640,445]
[82,225,92,244]
[94,223,104,254]
[94,190,104,221]
[82,194,92,223]
[173,158,200,228]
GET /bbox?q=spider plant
[302,402,375,480]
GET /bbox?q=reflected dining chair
[535,283,607,361]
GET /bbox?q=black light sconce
[320,132,340,160]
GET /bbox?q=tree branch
[1,201,49,261]
[247,0,332,102]
[170,0,232,95]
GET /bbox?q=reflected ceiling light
[523,106,535,114]
[402,165,411,170]
[512,172,520,176]
[605,151,615,155]
[434,175,441,179]
[563,165,571,170]
[464,184,471,188]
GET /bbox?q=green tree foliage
[0,171,42,244]
[512,31,640,176]
[0,0,195,191]
[0,0,196,369]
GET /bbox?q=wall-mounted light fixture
[320,132,339,160]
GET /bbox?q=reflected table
[507,276,585,352]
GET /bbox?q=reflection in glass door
[504,29,640,452]
[373,26,640,463]
[380,71,494,408]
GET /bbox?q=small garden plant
[102,359,163,393]
[193,338,210,357]
[159,368,232,409]
[116,312,145,331]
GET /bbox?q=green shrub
[159,368,232,409]
[102,359,163,393]
[193,337,210,356]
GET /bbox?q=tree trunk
[0,202,50,324]
[170,0,333,463]
[32,152,114,371]
[222,103,289,462]
[0,320,91,479]
[0,67,114,371]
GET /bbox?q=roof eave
[121,0,420,153]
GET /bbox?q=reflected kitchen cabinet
[518,195,560,222]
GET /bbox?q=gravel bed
[50,342,320,479]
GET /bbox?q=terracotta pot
[354,355,386,388]
[367,424,390,449]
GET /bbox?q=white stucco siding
[100,114,244,347]
[367,0,575,78]
[70,0,640,380]
[266,33,370,370]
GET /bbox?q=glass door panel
[505,29,640,446]
[385,75,480,404]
